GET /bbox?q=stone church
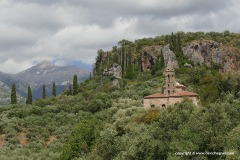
[143,59,199,109]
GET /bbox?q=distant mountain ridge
[0,61,90,104]
[14,60,89,85]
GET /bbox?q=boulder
[103,63,122,79]
[112,79,120,88]
[184,63,193,68]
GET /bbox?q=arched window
[162,104,166,108]
[151,105,155,108]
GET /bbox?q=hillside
[0,31,240,160]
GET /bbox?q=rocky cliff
[182,40,240,73]
[94,32,240,76]
[141,44,179,71]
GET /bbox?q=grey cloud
[10,0,231,27]
[0,0,239,73]
[10,0,62,5]
[0,3,66,30]
[68,0,231,21]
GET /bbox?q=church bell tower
[163,58,176,95]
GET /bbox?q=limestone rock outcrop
[141,44,179,71]
[182,40,240,73]
[103,63,122,79]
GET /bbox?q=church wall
[144,98,169,109]
[168,96,199,106]
[144,96,199,110]
[168,97,183,106]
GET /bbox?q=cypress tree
[107,51,109,65]
[151,50,165,76]
[177,33,182,52]
[11,83,17,104]
[124,64,135,79]
[138,52,143,72]
[121,48,125,76]
[73,74,78,95]
[173,34,177,50]
[52,82,56,96]
[26,85,32,105]
[95,49,104,74]
[156,56,161,73]
[151,63,156,76]
[128,51,133,66]
[151,55,161,76]
[170,32,177,51]
[42,84,46,99]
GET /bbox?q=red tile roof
[144,91,198,99]
[175,85,187,89]
[170,91,198,97]
[144,93,167,99]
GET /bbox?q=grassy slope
[1,69,240,159]
[0,73,163,159]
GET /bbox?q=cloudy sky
[0,0,240,73]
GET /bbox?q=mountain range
[0,61,90,104]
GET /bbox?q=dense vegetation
[1,31,240,159]
[59,69,240,160]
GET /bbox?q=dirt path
[0,134,5,147]
[18,129,28,146]
[46,135,57,146]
